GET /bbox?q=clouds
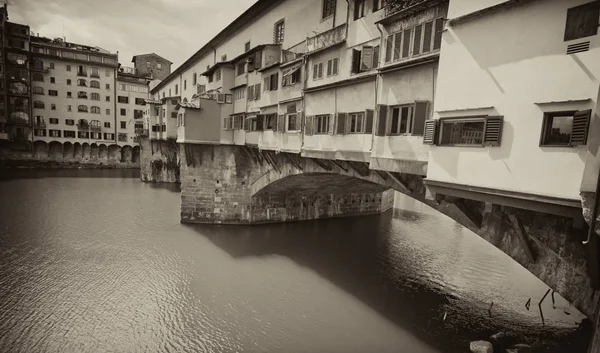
[9,0,255,68]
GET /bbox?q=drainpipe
[372,23,385,153]
[113,67,118,145]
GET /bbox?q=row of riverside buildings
[0,4,172,152]
[147,0,599,219]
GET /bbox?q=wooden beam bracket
[285,153,304,171]
[331,159,348,172]
[508,213,536,263]
[311,158,332,172]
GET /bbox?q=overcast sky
[9,0,256,68]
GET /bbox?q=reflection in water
[0,170,588,353]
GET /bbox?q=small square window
[106,83,110,89]
[120,121,127,129]
[67,79,71,85]
[539,111,591,147]
[106,96,110,102]
[106,109,110,115]
[120,109,126,116]
[50,77,55,83]
[49,63,55,69]
[66,65,71,72]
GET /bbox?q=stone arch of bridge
[249,152,427,202]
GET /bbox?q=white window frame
[286,113,298,132]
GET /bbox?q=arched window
[90,80,100,88]
[77,65,87,76]
[33,101,45,109]
[77,79,87,87]
[32,73,44,82]
[90,67,99,77]
[33,86,44,94]
[77,91,88,99]
[32,59,44,70]
[78,119,89,128]
[78,105,88,113]
[90,93,100,100]
[90,120,101,129]
[10,111,29,121]
[91,106,100,114]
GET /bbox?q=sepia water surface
[0,169,589,353]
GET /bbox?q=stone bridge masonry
[179,142,595,319]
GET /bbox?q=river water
[0,170,590,353]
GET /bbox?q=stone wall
[179,143,394,224]
[0,141,139,168]
[139,137,180,183]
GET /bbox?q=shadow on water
[187,210,589,353]
[0,168,140,181]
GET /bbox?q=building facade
[2,8,32,151]
[116,68,151,146]
[29,36,119,146]
[131,53,172,81]
[424,0,599,215]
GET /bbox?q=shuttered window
[412,101,429,136]
[422,21,433,53]
[373,46,380,69]
[361,46,373,71]
[336,113,347,134]
[402,29,412,58]
[376,105,388,136]
[540,110,591,146]
[433,18,444,50]
[393,33,402,61]
[423,120,437,145]
[386,35,393,62]
[305,115,314,135]
[413,24,422,56]
[365,109,374,134]
[436,116,504,146]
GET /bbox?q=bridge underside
[179,143,595,318]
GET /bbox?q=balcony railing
[7,117,30,126]
[33,120,46,128]
[282,41,306,64]
[384,0,433,16]
[306,24,347,53]
[135,128,149,136]
[77,71,87,77]
[77,123,90,130]
[90,72,100,78]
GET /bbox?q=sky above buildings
[10,0,256,69]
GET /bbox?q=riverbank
[0,159,140,169]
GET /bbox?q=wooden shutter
[313,64,318,80]
[351,49,361,73]
[318,63,323,78]
[336,113,347,134]
[423,120,438,145]
[422,21,433,53]
[223,117,230,131]
[247,86,254,100]
[257,114,264,131]
[264,77,270,91]
[247,58,255,72]
[413,25,422,56]
[361,46,373,71]
[385,35,393,62]
[402,28,411,58]
[305,115,314,135]
[328,114,335,135]
[365,109,374,134]
[244,117,251,132]
[298,112,304,133]
[373,45,379,69]
[271,73,278,90]
[483,116,503,146]
[411,101,429,136]
[277,114,285,132]
[327,60,332,76]
[376,104,388,136]
[254,51,262,69]
[332,58,339,75]
[393,33,402,60]
[255,84,261,100]
[570,109,591,146]
[433,18,444,50]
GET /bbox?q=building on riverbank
[1,5,33,151]
[116,67,152,147]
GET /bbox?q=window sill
[437,144,486,148]
[540,144,579,148]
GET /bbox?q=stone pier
[139,137,180,183]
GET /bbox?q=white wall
[428,0,600,200]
